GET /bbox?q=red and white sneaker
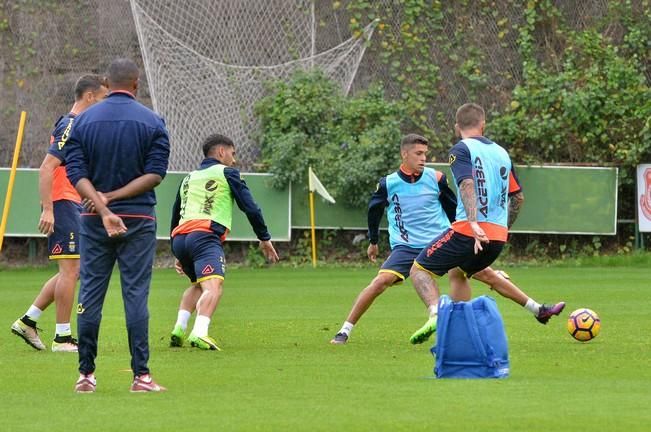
[130,374,167,393]
[75,373,96,393]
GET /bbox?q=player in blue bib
[409,104,565,344]
[331,133,563,345]
[329,135,455,344]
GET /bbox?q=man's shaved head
[107,58,140,89]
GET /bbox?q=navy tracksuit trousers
[77,215,156,377]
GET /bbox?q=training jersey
[46,113,81,203]
[64,91,170,217]
[448,136,522,241]
[368,166,457,250]
[170,158,271,241]
[174,162,233,233]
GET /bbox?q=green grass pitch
[1,265,650,431]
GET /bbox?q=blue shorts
[48,200,82,260]
[414,228,505,278]
[379,245,421,282]
[171,231,225,283]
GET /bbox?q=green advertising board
[1,164,618,239]
[0,169,291,241]
[290,164,618,235]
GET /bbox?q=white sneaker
[52,335,78,352]
[11,319,46,350]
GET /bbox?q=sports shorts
[48,199,82,260]
[171,231,225,283]
[379,245,421,282]
[414,228,505,278]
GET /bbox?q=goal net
[130,0,377,171]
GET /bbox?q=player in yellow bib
[169,134,279,350]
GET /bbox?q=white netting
[3,1,644,170]
[130,0,376,171]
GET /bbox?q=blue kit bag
[431,295,509,379]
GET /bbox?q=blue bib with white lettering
[386,167,450,250]
[455,138,511,227]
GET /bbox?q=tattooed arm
[459,178,478,222]
[449,142,487,253]
[459,178,488,253]
[507,191,524,229]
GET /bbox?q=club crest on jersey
[69,241,76,253]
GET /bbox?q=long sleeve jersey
[64,91,170,216]
[170,157,271,241]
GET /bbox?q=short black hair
[400,133,429,149]
[202,133,234,157]
[74,74,106,100]
[456,103,485,130]
[107,58,140,88]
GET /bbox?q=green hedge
[255,70,405,208]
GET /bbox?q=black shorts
[414,228,504,278]
[379,245,421,281]
[171,231,225,283]
[48,200,82,260]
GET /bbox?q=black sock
[54,334,76,343]
[20,316,37,328]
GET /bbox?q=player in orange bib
[11,75,108,352]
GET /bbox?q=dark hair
[74,74,106,100]
[456,103,485,130]
[107,58,140,87]
[202,133,234,156]
[400,133,429,149]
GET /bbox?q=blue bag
[431,295,509,379]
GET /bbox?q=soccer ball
[567,308,601,342]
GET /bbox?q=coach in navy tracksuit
[65,58,169,393]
